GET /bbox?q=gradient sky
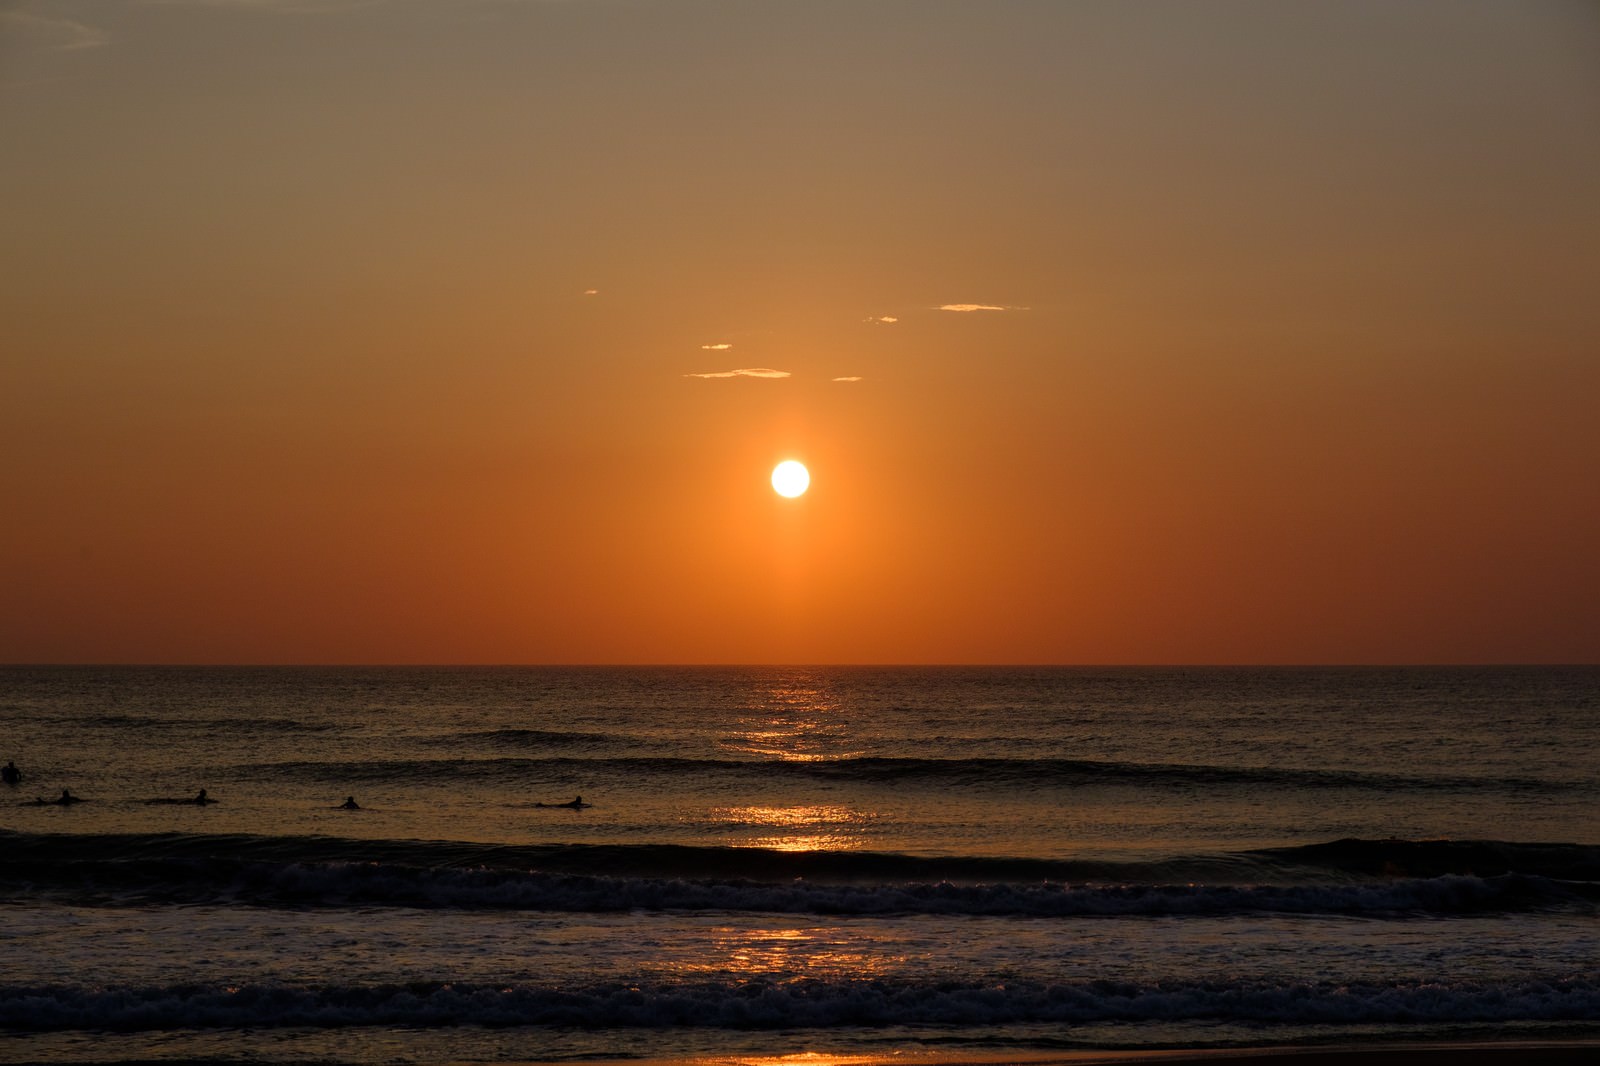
[3,0,1597,665]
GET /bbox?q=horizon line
[3,662,1594,670]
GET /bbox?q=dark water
[1,666,1596,1063]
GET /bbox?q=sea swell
[226,753,1586,794]
[1,831,1594,916]
[3,974,1597,1033]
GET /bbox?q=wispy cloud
[865,315,899,325]
[1,9,110,50]
[684,368,791,380]
[699,343,733,350]
[832,376,863,382]
[141,1,383,11]
[937,303,1028,313]
[582,289,599,296]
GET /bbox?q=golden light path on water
[711,804,874,852]
[716,673,875,852]
[663,926,897,980]
[668,675,895,981]
[723,675,859,762]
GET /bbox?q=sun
[771,460,810,498]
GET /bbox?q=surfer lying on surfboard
[146,788,217,805]
[534,795,590,809]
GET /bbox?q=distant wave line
[220,753,1589,795]
[4,974,1598,1032]
[2,832,1594,916]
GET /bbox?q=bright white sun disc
[771,460,810,498]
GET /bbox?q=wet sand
[34,1041,1600,1066]
[573,1045,1600,1066]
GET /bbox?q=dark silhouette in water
[535,795,590,809]
[1,761,19,785]
[30,788,84,807]
[147,788,217,806]
[339,796,361,810]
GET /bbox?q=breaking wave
[4,975,1597,1033]
[2,831,1594,916]
[224,753,1585,794]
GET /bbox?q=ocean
[1,665,1596,1064]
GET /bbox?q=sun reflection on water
[664,926,898,980]
[723,671,862,762]
[713,804,875,851]
[679,1048,948,1066]
[715,672,879,851]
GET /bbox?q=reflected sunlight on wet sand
[542,1045,1600,1066]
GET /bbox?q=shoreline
[17,1034,1600,1066]
[20,1041,1600,1066]
[522,1044,1600,1066]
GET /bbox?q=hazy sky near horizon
[3,0,1598,665]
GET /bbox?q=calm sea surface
[2,666,1597,1063]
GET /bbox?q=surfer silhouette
[35,788,83,806]
[536,795,589,809]
[339,795,360,810]
[145,787,218,805]
[1,761,19,785]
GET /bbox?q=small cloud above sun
[685,368,790,379]
[700,343,733,350]
[937,303,1029,312]
[832,376,862,382]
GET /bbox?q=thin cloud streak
[699,343,733,350]
[1,9,111,50]
[684,368,790,380]
[937,303,1027,312]
[141,1,384,12]
[832,376,863,382]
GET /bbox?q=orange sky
[3,1,1597,664]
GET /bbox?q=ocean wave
[1253,838,1600,881]
[1,832,1592,917]
[225,753,1584,794]
[4,712,332,733]
[3,974,1596,1032]
[429,728,630,751]
[7,830,1596,881]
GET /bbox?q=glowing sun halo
[771,460,810,498]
